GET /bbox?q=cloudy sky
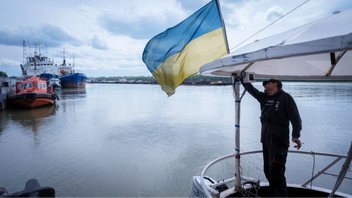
[1,0,351,77]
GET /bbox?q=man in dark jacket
[241,78,302,197]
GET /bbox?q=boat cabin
[15,77,51,94]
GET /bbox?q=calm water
[1,82,352,197]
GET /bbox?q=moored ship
[20,41,86,89]
[20,41,58,78]
[60,73,86,88]
[58,50,86,88]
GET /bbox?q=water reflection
[0,110,10,135]
[9,105,56,134]
[284,82,352,104]
[55,88,86,113]
[58,88,87,100]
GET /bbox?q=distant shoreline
[88,79,352,85]
[87,81,230,85]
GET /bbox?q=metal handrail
[200,150,350,198]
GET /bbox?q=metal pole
[328,141,352,197]
[215,0,230,54]
[232,75,241,191]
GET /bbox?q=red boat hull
[11,98,55,108]
[10,93,56,108]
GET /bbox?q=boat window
[24,83,27,89]
[21,84,24,89]
[28,83,33,88]
[31,64,34,66]
[39,83,42,89]
[42,84,46,89]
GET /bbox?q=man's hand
[239,77,244,85]
[292,138,301,150]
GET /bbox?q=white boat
[48,77,62,90]
[191,7,352,198]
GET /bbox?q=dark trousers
[262,130,288,197]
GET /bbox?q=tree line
[0,71,8,77]
[94,74,231,82]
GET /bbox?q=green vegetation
[94,76,156,82]
[93,74,231,82]
[184,74,231,82]
[0,71,8,77]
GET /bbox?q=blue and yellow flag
[142,0,228,96]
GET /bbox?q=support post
[232,75,241,191]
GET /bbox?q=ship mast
[34,51,37,76]
[33,42,38,76]
[38,41,41,56]
[22,41,26,65]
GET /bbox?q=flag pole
[215,0,230,54]
[232,75,242,192]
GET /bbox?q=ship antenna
[62,47,66,65]
[38,41,41,56]
[22,40,26,65]
[27,41,31,57]
[34,50,37,76]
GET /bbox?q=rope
[230,0,310,51]
[210,0,309,62]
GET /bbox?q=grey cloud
[97,9,180,40]
[91,35,108,50]
[0,24,82,47]
[96,1,244,40]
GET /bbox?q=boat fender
[0,187,8,195]
[52,94,60,100]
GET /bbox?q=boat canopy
[200,8,352,80]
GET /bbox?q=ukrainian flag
[142,0,228,96]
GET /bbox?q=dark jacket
[243,82,302,146]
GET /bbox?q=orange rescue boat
[10,76,59,108]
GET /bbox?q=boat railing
[200,149,352,198]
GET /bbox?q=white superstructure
[20,41,75,77]
[20,41,59,77]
